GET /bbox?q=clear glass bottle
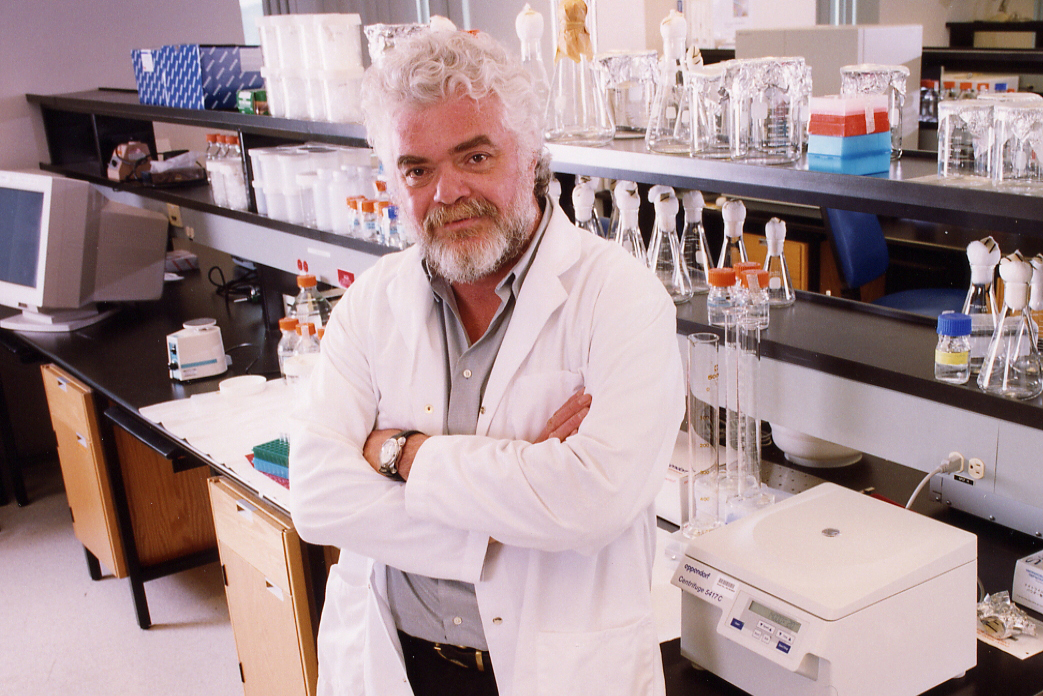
[382,204,408,249]
[291,274,333,330]
[935,312,972,385]
[360,199,380,241]
[545,0,614,146]
[277,316,300,377]
[646,10,693,154]
[738,269,769,329]
[763,217,796,307]
[571,182,604,236]
[611,180,647,262]
[285,322,321,393]
[717,198,749,268]
[204,133,221,160]
[963,237,1001,373]
[516,4,550,112]
[978,253,1043,400]
[706,267,736,327]
[647,185,693,304]
[681,190,712,294]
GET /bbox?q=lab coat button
[463,369,472,379]
[479,406,486,415]
[453,617,462,625]
[425,405,433,413]
[492,617,502,625]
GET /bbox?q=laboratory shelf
[547,138,1043,237]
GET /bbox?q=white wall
[1,0,245,171]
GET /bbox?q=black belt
[399,630,491,672]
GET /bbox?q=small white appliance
[167,318,228,381]
[673,482,977,696]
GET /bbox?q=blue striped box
[131,48,168,106]
[161,45,264,110]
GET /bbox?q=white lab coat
[291,203,686,696]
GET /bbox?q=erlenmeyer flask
[717,198,749,268]
[571,182,604,236]
[645,10,692,154]
[763,217,795,306]
[611,180,646,262]
[647,185,694,303]
[1031,254,1043,350]
[516,4,550,112]
[978,253,1043,399]
[681,190,712,294]
[545,0,614,146]
[963,236,1001,373]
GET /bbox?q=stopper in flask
[516,4,544,42]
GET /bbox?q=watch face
[380,437,400,468]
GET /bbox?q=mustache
[423,199,500,237]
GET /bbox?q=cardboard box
[161,45,264,110]
[131,48,167,106]
[1013,551,1043,615]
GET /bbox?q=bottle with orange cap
[276,316,300,378]
[290,274,333,330]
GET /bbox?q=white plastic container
[329,170,353,235]
[313,168,336,231]
[296,171,319,227]
[265,184,289,222]
[252,181,268,217]
[322,68,365,123]
[260,67,287,118]
[256,16,284,68]
[305,76,328,121]
[282,70,309,120]
[317,14,363,71]
[295,14,325,72]
[273,15,307,73]
[273,149,311,192]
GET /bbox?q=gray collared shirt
[387,197,552,649]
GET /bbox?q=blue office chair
[822,208,966,318]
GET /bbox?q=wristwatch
[378,430,421,481]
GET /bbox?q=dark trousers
[398,630,499,696]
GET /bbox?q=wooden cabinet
[742,233,810,291]
[41,363,127,577]
[208,476,318,696]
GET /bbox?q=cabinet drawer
[209,477,292,593]
[41,363,95,432]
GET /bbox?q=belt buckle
[433,643,485,672]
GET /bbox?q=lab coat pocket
[502,369,584,441]
[535,617,660,696]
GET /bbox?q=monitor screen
[0,187,43,289]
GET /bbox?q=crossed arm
[361,388,592,481]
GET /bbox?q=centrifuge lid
[684,482,977,621]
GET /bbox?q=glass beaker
[681,189,712,294]
[595,50,658,138]
[717,198,749,268]
[646,10,693,154]
[363,23,426,67]
[545,0,614,146]
[763,217,795,307]
[978,253,1043,399]
[684,332,721,537]
[963,236,1001,373]
[736,57,806,165]
[648,185,694,303]
[840,63,910,158]
[937,100,994,180]
[688,63,737,159]
[991,102,1043,190]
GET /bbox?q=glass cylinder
[991,103,1043,190]
[545,0,614,146]
[937,100,994,180]
[684,333,721,537]
[736,57,806,165]
[840,63,910,158]
[595,50,658,138]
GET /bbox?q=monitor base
[0,305,118,333]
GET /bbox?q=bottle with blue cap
[935,312,972,385]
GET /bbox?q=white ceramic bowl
[769,422,862,468]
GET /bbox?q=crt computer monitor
[0,170,169,333]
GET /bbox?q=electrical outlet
[166,203,183,227]
[968,458,986,480]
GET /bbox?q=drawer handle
[235,499,257,523]
[76,432,89,448]
[265,579,284,601]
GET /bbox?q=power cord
[207,265,259,302]
[905,453,963,510]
